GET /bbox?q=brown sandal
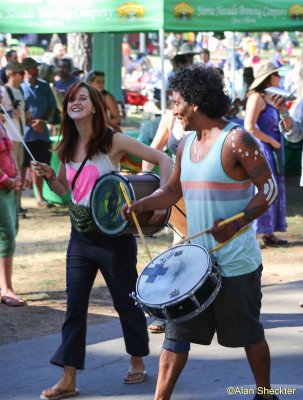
[262,235,288,246]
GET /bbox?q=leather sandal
[262,235,288,246]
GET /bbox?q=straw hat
[249,61,281,90]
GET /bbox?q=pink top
[0,123,16,188]
[66,153,119,207]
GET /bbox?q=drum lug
[130,291,138,303]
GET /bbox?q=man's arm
[212,128,278,242]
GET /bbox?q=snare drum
[133,244,221,323]
[90,172,171,236]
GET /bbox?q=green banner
[0,0,303,33]
[0,0,163,33]
[165,0,303,32]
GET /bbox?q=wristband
[279,111,290,120]
[232,220,241,232]
[0,173,8,183]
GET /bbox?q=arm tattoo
[248,163,268,179]
[244,206,264,222]
[263,176,278,205]
[239,131,256,149]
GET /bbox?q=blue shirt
[53,76,79,95]
[180,123,261,277]
[21,79,56,142]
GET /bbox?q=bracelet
[279,111,290,120]
[0,173,8,183]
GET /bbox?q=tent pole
[231,32,236,101]
[159,28,166,114]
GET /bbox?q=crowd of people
[0,32,302,400]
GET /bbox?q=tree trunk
[66,33,92,75]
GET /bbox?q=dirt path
[1,177,302,345]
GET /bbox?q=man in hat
[21,57,56,207]
[122,64,279,400]
[2,60,27,214]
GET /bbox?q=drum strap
[71,156,89,191]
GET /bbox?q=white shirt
[2,85,26,142]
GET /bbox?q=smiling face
[67,87,95,121]
[172,91,196,131]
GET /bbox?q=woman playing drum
[32,81,173,399]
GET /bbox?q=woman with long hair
[33,81,173,399]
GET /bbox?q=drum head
[90,173,134,236]
[137,244,211,306]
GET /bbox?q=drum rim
[90,172,134,236]
[136,243,214,307]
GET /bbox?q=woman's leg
[51,236,98,369]
[41,234,97,396]
[98,235,149,379]
[0,256,13,296]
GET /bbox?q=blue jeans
[50,228,149,369]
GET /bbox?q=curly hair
[169,64,231,118]
[55,81,120,162]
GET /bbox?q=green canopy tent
[1,0,303,109]
[1,0,302,33]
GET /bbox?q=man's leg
[154,349,188,400]
[245,339,271,389]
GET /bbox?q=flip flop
[1,295,27,307]
[148,319,166,333]
[40,387,79,400]
[124,370,147,384]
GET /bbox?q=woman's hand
[270,137,281,149]
[31,161,55,180]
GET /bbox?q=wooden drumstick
[176,212,245,245]
[119,182,152,262]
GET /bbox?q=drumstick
[119,182,152,262]
[0,104,52,190]
[209,225,249,253]
[175,212,245,245]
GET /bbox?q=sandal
[1,295,27,307]
[262,235,288,246]
[40,387,79,400]
[124,369,147,384]
[148,319,166,333]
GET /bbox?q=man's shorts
[23,140,51,168]
[164,265,265,348]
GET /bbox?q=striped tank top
[181,122,262,277]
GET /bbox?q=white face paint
[264,176,278,205]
